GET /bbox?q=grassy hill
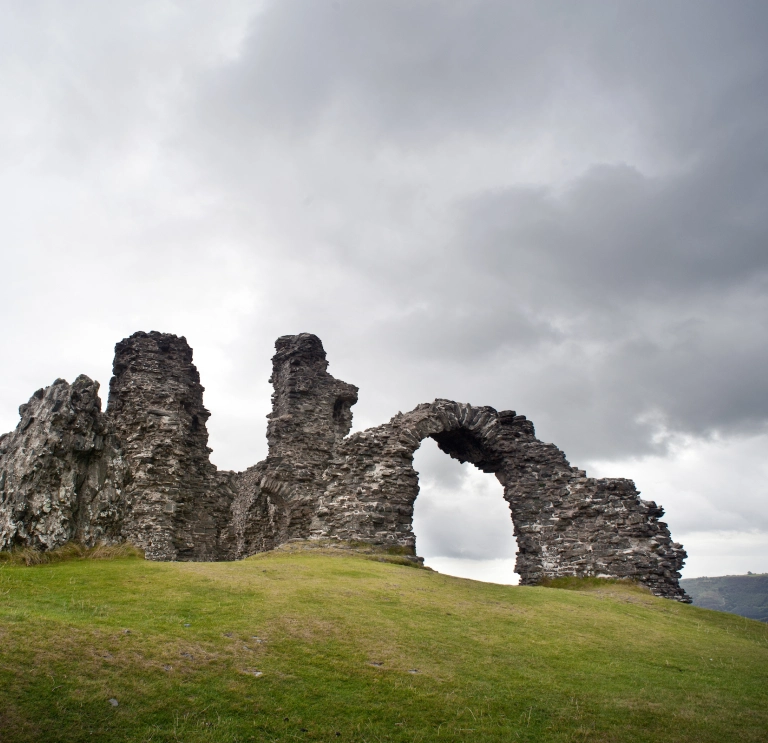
[681,574,768,622]
[1,545,767,742]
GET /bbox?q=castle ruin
[0,331,689,601]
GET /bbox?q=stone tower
[231,333,358,555]
[107,331,235,560]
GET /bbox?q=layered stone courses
[107,332,236,561]
[0,331,689,601]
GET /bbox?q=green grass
[538,575,651,592]
[1,547,766,742]
[0,542,143,566]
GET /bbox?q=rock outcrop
[0,376,125,551]
[0,331,690,601]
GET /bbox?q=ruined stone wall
[0,330,689,601]
[497,439,687,600]
[312,402,507,550]
[0,332,236,560]
[311,399,687,600]
[107,331,235,561]
[0,376,125,551]
[231,333,358,556]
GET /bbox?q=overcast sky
[2,1,766,582]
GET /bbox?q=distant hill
[681,574,768,622]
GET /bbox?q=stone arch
[311,401,526,562]
[230,333,688,601]
[310,399,687,600]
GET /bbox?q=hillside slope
[1,548,766,742]
[681,574,768,622]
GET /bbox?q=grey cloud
[583,2,768,159]
[590,431,768,541]
[196,0,768,159]
[436,144,768,457]
[200,0,567,143]
[457,154,768,302]
[329,151,768,460]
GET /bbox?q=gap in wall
[412,437,520,585]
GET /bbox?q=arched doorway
[412,437,519,583]
[314,400,531,572]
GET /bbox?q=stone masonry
[107,332,236,561]
[0,331,690,601]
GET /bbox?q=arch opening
[412,437,520,585]
[431,427,503,473]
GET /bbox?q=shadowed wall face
[266,333,358,477]
[229,333,360,556]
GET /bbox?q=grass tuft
[268,538,427,567]
[0,541,143,566]
[384,544,417,556]
[86,543,144,561]
[362,554,426,568]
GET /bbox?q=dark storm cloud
[199,0,768,153]
[185,0,768,460]
[201,0,566,142]
[460,155,768,297]
[439,149,768,456]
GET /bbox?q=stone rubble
[0,330,690,601]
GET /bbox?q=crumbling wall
[310,399,688,600]
[0,376,125,551]
[231,333,358,556]
[107,331,236,561]
[0,330,689,601]
[0,332,236,561]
